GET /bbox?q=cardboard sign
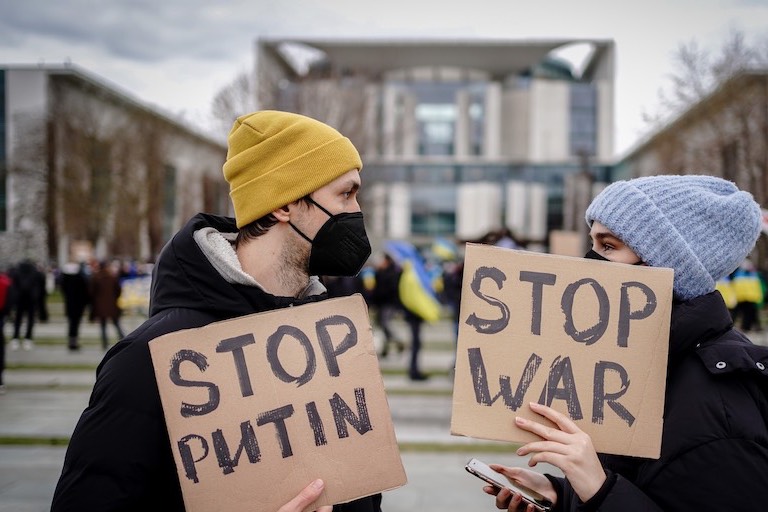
[150,295,406,512]
[451,244,673,458]
[548,230,585,257]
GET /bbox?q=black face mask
[289,198,372,277]
[584,249,644,265]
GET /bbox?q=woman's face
[588,221,644,265]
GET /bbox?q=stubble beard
[277,233,312,295]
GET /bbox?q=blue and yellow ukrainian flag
[385,240,442,322]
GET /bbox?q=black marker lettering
[329,388,372,438]
[561,278,609,345]
[468,347,542,411]
[593,361,635,426]
[177,434,209,484]
[617,281,657,347]
[216,334,256,397]
[169,349,220,417]
[266,326,316,386]
[316,315,357,377]
[519,271,557,335]
[465,266,510,334]
[211,420,261,475]
[538,356,583,420]
[305,401,327,446]
[257,404,295,458]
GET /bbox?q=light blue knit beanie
[585,174,762,300]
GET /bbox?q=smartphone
[465,457,553,512]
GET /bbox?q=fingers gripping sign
[515,402,606,502]
[277,479,333,512]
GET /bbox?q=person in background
[323,274,363,298]
[53,110,380,512]
[715,274,737,314]
[371,253,405,358]
[8,259,45,351]
[59,262,90,351]
[88,260,125,350]
[0,267,11,394]
[730,259,764,333]
[484,175,768,512]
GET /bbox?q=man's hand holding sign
[150,295,406,512]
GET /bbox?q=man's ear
[272,205,291,222]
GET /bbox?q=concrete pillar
[528,183,548,242]
[363,84,380,157]
[457,182,502,240]
[402,92,419,157]
[388,182,411,239]
[382,86,399,157]
[483,82,502,158]
[454,89,470,157]
[505,181,528,239]
[367,182,388,239]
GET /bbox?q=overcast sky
[1,0,767,157]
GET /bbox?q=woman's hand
[515,402,605,502]
[277,479,333,512]
[482,465,556,511]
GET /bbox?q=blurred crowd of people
[0,257,153,393]
[716,258,768,334]
[321,227,527,382]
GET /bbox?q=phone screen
[465,458,553,512]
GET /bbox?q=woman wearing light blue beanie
[486,175,768,512]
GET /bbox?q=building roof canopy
[261,37,612,78]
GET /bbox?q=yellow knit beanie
[223,110,363,228]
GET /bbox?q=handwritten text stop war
[465,266,658,427]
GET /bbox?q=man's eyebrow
[344,180,360,191]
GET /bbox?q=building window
[416,103,455,156]
[408,80,488,157]
[570,82,597,157]
[410,184,456,236]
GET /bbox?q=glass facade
[410,184,456,236]
[364,161,612,237]
[389,80,487,157]
[569,82,597,157]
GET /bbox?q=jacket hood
[148,213,325,319]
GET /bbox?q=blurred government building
[0,64,227,267]
[17,38,761,267]
[254,37,616,249]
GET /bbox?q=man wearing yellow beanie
[53,111,378,512]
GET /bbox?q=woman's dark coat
[550,292,768,511]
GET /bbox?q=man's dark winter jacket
[549,291,768,511]
[52,213,383,512]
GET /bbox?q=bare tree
[642,29,768,266]
[50,85,120,254]
[6,111,49,262]
[211,70,258,135]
